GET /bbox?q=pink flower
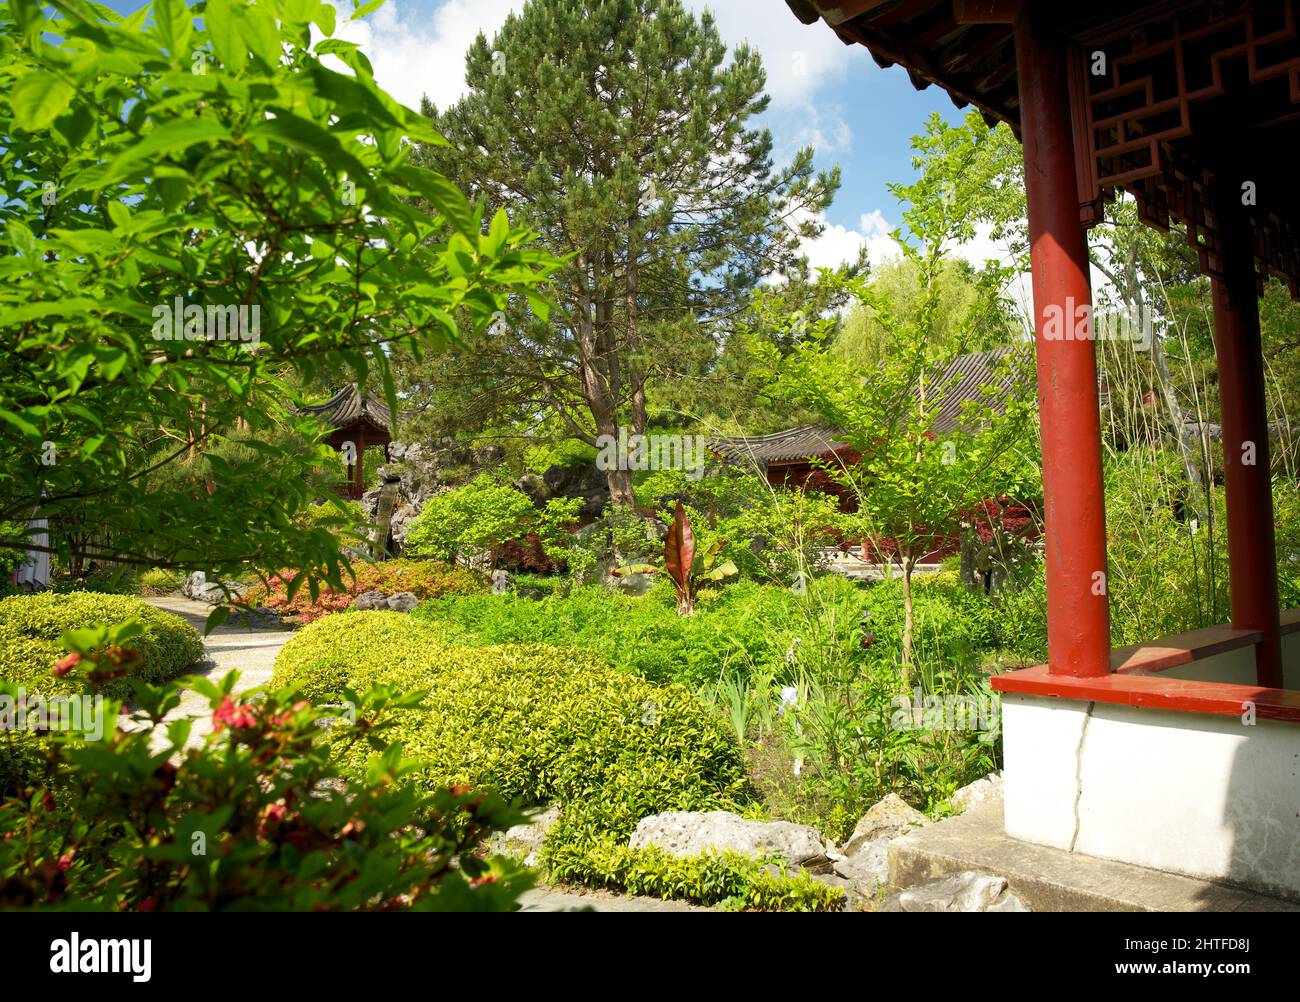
[52,652,80,677]
[212,696,258,733]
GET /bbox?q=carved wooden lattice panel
[1070,0,1300,294]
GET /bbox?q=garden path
[140,595,295,748]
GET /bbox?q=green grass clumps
[545,841,843,912]
[270,611,842,910]
[0,591,204,698]
[410,579,802,688]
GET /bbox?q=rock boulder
[630,811,831,872]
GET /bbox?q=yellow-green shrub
[0,591,204,698]
[268,613,841,908]
[272,611,446,700]
[137,567,185,596]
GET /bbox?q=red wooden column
[1014,6,1111,676]
[1211,189,1283,688]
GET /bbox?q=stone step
[887,796,1300,912]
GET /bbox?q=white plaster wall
[1156,646,1257,685]
[1002,693,1300,899]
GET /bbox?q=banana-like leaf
[698,560,738,582]
[611,563,659,577]
[663,500,695,591]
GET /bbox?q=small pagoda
[300,384,393,500]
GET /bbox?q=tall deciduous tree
[748,112,1036,676]
[411,0,843,506]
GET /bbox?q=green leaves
[152,0,194,56]
[394,164,479,239]
[204,0,247,73]
[0,0,557,601]
[87,117,233,187]
[11,71,75,130]
[350,0,386,20]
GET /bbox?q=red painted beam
[1014,6,1111,677]
[953,0,1023,24]
[991,663,1300,723]
[1211,182,1284,688]
[1110,625,1261,675]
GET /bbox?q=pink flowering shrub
[244,559,487,624]
[0,638,530,911]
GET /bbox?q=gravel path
[140,595,295,748]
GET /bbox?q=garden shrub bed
[245,558,488,623]
[411,574,1009,688]
[0,591,204,699]
[271,612,843,910]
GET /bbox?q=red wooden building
[710,347,1037,562]
[788,0,1300,900]
[300,384,393,500]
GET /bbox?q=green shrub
[274,614,748,819]
[405,475,542,565]
[0,591,204,699]
[411,579,805,689]
[52,566,141,595]
[1,673,530,911]
[137,567,185,596]
[545,842,843,911]
[272,611,446,700]
[270,612,840,909]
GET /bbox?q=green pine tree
[410,0,843,506]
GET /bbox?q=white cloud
[332,0,523,112]
[336,0,855,126]
[684,0,855,108]
[796,208,900,274]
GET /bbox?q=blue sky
[99,0,991,272]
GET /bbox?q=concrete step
[887,797,1300,912]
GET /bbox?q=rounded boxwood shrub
[273,612,749,827]
[267,614,849,909]
[272,611,447,700]
[0,591,204,698]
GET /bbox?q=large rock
[384,591,419,612]
[352,590,388,611]
[515,473,551,507]
[630,811,831,872]
[842,793,930,856]
[182,572,245,604]
[542,463,610,520]
[501,805,561,868]
[951,772,1003,814]
[832,838,890,890]
[351,590,420,613]
[898,871,1028,913]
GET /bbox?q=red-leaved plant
[616,502,738,615]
